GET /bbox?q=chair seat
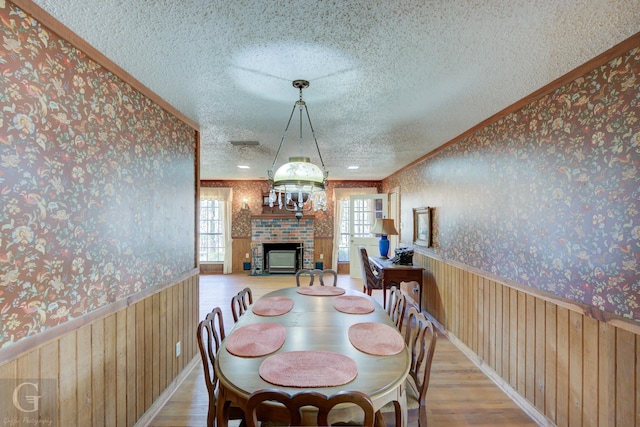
[379,382,420,413]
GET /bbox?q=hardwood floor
[147,273,538,426]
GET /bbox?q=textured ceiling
[32,0,640,181]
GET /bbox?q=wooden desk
[216,287,410,426]
[368,257,425,312]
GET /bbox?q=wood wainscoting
[0,273,200,426]
[414,252,639,427]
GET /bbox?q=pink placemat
[252,297,294,316]
[259,351,358,387]
[225,323,286,357]
[296,286,345,296]
[348,322,405,356]
[332,295,375,314]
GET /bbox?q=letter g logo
[12,382,41,413]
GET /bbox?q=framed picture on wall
[413,207,433,247]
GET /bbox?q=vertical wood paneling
[582,316,598,427]
[489,280,496,370]
[517,291,526,396]
[477,277,485,360]
[598,323,616,427]
[59,332,77,427]
[525,294,535,402]
[568,311,583,427]
[0,360,17,423]
[92,319,105,427]
[76,325,92,426]
[502,286,511,380]
[152,293,161,400]
[0,274,199,427]
[39,341,59,424]
[556,307,569,427]
[469,274,480,353]
[126,305,137,426]
[159,290,168,393]
[545,303,557,423]
[144,297,153,410]
[104,314,117,427]
[495,284,503,377]
[136,299,146,420]
[399,257,640,427]
[534,299,546,411]
[509,289,518,388]
[483,278,491,362]
[178,280,185,373]
[616,329,636,426]
[167,286,175,381]
[116,310,127,426]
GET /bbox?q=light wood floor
[147,273,539,427]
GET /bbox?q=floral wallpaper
[0,2,196,348]
[384,45,640,322]
[202,180,381,238]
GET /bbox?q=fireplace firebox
[263,242,303,274]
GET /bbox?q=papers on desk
[296,286,345,296]
[252,296,294,316]
[332,295,374,314]
[226,323,286,357]
[259,351,357,387]
[348,322,405,356]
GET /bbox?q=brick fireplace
[251,217,314,273]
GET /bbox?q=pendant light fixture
[267,80,328,220]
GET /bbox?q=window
[200,199,224,262]
[337,199,350,262]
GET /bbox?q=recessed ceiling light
[237,165,250,169]
[347,166,359,170]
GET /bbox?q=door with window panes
[349,194,387,278]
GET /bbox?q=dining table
[215,286,410,426]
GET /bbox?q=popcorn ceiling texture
[30,0,640,181]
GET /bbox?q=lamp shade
[371,218,398,258]
[370,219,398,236]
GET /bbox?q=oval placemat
[332,295,375,314]
[226,323,286,357]
[296,286,345,296]
[259,351,357,387]
[348,322,405,356]
[252,296,294,316]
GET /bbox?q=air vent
[229,140,260,146]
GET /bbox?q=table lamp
[370,218,399,259]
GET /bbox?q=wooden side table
[369,257,425,311]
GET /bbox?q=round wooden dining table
[215,286,410,426]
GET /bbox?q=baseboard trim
[136,355,201,427]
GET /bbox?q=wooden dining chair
[357,246,384,298]
[296,268,339,287]
[400,280,421,308]
[196,307,245,427]
[245,388,376,427]
[318,268,338,286]
[295,268,321,286]
[231,287,253,322]
[379,306,437,427]
[387,286,407,332]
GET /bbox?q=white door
[349,194,388,279]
